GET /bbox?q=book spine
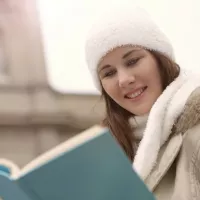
[0,172,31,200]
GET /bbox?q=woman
[84,5,200,200]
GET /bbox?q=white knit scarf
[132,69,200,180]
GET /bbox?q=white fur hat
[85,5,175,90]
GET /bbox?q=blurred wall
[0,0,104,168]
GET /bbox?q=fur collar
[175,87,200,134]
[132,69,200,180]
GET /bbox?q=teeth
[127,88,145,98]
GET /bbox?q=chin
[129,106,151,116]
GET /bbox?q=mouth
[125,86,147,99]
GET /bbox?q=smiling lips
[125,86,147,99]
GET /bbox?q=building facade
[0,0,104,168]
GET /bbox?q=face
[98,46,163,116]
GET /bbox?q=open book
[0,125,155,200]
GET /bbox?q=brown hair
[101,50,180,161]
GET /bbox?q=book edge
[0,158,20,178]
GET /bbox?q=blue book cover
[0,126,155,200]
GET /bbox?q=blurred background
[0,0,200,168]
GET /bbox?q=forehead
[98,45,144,67]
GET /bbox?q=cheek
[153,68,162,87]
[101,80,119,99]
[146,62,162,84]
[149,68,163,95]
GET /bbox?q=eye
[103,70,116,78]
[126,58,140,66]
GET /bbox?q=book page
[13,125,106,179]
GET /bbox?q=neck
[129,114,149,140]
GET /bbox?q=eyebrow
[98,64,111,73]
[98,49,142,73]
[122,49,142,59]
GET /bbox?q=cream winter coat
[148,87,200,200]
[131,70,200,200]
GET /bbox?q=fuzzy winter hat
[85,5,175,90]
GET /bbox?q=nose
[118,70,135,88]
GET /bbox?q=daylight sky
[37,0,200,95]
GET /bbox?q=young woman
[84,5,200,200]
